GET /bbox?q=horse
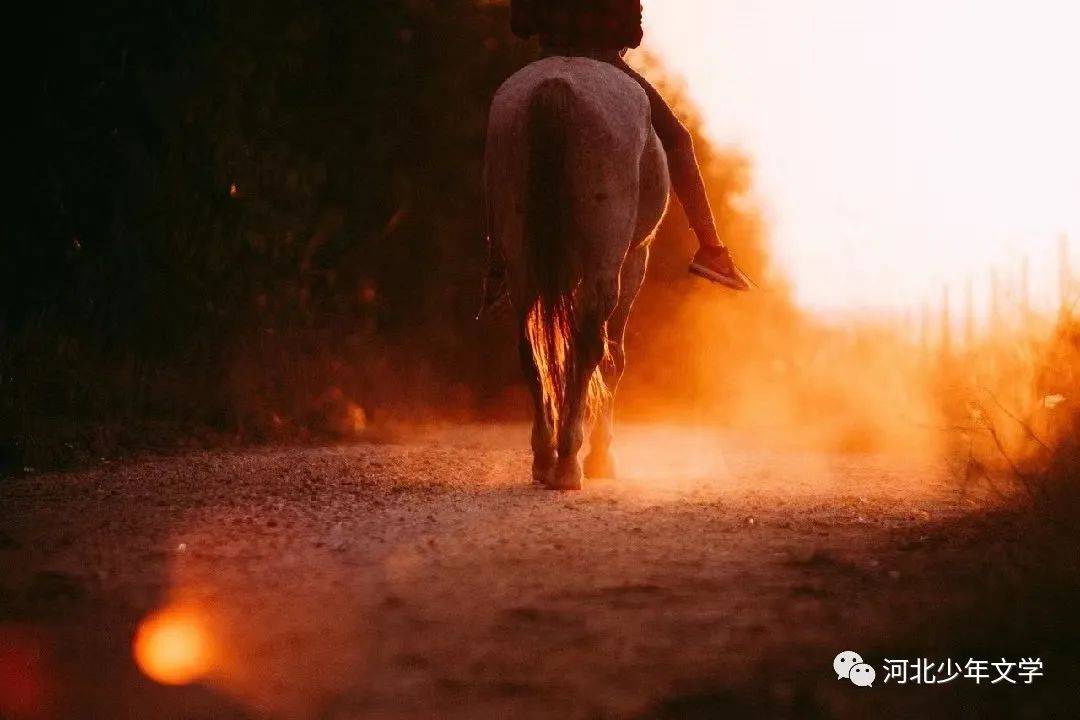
[484,56,671,490]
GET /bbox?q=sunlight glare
[643,0,1080,318]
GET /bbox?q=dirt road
[0,424,1059,719]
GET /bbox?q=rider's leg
[607,56,720,248]
[606,56,751,290]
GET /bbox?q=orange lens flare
[133,606,211,686]
[0,626,45,720]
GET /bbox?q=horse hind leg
[519,313,557,485]
[551,277,619,490]
[584,245,649,480]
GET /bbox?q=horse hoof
[546,458,582,491]
[583,451,616,480]
[532,455,556,486]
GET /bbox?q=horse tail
[523,77,608,429]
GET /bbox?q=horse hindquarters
[487,58,665,489]
[520,77,619,489]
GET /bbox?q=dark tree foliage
[4,0,536,468]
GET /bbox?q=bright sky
[642,0,1080,319]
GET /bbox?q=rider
[481,0,751,313]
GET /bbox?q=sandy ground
[0,423,1063,719]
